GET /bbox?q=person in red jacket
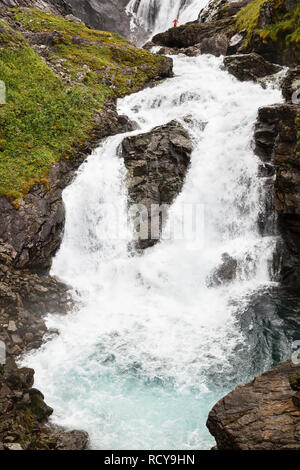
[173,19,178,27]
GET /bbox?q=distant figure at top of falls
[173,19,178,27]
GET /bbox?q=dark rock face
[121,120,193,249]
[223,53,282,82]
[254,98,300,287]
[0,105,134,272]
[67,0,133,39]
[208,253,238,286]
[207,360,300,450]
[282,66,300,102]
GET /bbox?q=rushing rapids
[22,48,287,448]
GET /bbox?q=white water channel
[23,50,282,449]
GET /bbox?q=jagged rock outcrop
[121,120,193,249]
[208,253,238,287]
[254,68,300,287]
[207,360,300,450]
[223,53,282,82]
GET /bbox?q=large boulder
[121,121,193,249]
[208,253,238,286]
[223,53,282,82]
[207,360,300,450]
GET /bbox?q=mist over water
[22,51,289,449]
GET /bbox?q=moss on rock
[235,0,300,65]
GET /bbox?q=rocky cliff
[66,0,133,39]
[121,120,193,249]
[254,68,300,288]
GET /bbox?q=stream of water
[22,47,289,448]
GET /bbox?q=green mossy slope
[236,0,300,64]
[0,8,170,201]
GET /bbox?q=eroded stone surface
[207,360,300,450]
[121,120,193,249]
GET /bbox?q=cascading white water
[23,52,282,449]
[127,0,210,35]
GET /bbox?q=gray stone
[223,53,282,82]
[56,430,89,450]
[122,120,193,249]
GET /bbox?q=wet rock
[208,253,238,286]
[121,120,193,249]
[207,360,300,449]
[56,430,89,450]
[282,67,300,102]
[29,389,53,421]
[223,53,282,82]
[254,102,300,287]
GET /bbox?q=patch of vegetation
[0,8,169,201]
[236,0,300,51]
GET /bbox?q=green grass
[0,8,169,202]
[236,0,300,46]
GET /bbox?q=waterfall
[126,0,211,35]
[22,51,283,449]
